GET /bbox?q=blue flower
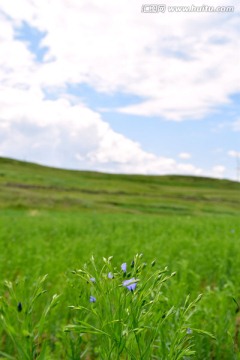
[90,277,96,283]
[121,263,127,273]
[123,278,137,291]
[90,295,96,303]
[108,272,114,279]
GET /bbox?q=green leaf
[191,328,216,339]
[0,351,16,360]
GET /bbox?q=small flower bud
[17,302,22,312]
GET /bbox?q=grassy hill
[0,156,240,215]
[1,156,240,359]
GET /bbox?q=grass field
[0,157,240,359]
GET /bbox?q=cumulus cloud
[0,90,203,175]
[1,0,240,120]
[0,0,239,178]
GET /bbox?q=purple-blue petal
[121,263,127,272]
[123,278,137,291]
[90,295,96,303]
[108,272,114,279]
[127,283,137,291]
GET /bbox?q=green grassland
[1,156,240,215]
[0,157,240,359]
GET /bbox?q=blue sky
[0,0,239,180]
[15,21,48,62]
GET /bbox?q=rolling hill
[0,156,240,215]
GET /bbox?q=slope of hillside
[0,157,240,215]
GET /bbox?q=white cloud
[0,0,239,179]
[211,165,226,178]
[1,0,239,120]
[228,150,240,158]
[178,152,191,160]
[0,86,204,175]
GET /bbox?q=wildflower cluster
[66,254,204,359]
